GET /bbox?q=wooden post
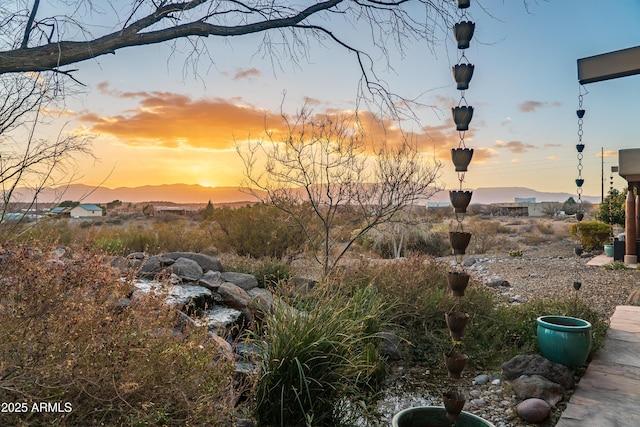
[625,189,637,264]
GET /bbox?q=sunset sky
[39,0,640,197]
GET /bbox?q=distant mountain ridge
[9,184,600,205]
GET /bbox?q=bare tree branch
[238,106,442,276]
[0,1,456,114]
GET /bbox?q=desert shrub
[209,204,306,259]
[0,244,237,426]
[253,285,390,426]
[13,219,75,245]
[466,219,509,254]
[151,220,211,253]
[570,221,611,250]
[362,223,449,258]
[92,236,125,254]
[535,221,555,235]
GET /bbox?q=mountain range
[9,184,601,205]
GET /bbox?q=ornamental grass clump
[0,244,237,426]
[253,284,391,427]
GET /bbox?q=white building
[70,204,103,218]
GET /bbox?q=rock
[378,331,403,361]
[171,257,203,281]
[199,270,224,290]
[127,252,146,260]
[247,287,274,314]
[470,398,486,407]
[51,247,67,258]
[469,389,482,398]
[502,354,575,390]
[511,374,565,406]
[462,257,477,267]
[157,255,175,266]
[488,277,510,288]
[164,252,223,272]
[221,272,258,291]
[491,378,501,386]
[474,374,490,385]
[516,398,551,423]
[138,255,164,278]
[216,282,252,310]
[165,284,213,310]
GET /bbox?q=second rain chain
[573,88,587,292]
[443,0,476,422]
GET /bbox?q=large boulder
[171,257,203,282]
[138,255,164,278]
[216,282,252,310]
[221,272,258,291]
[511,374,565,406]
[164,252,223,272]
[502,354,575,390]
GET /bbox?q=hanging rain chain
[575,90,586,221]
[573,89,587,295]
[442,0,476,422]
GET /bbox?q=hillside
[9,184,600,205]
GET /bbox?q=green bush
[596,188,626,226]
[209,204,307,259]
[570,221,611,250]
[93,236,125,254]
[253,285,390,426]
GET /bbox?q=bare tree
[0,73,92,237]
[0,0,458,114]
[238,108,441,276]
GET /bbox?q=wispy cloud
[495,140,537,153]
[233,68,261,80]
[599,150,617,158]
[517,100,561,112]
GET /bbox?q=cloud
[233,68,261,80]
[501,116,512,126]
[77,89,282,150]
[517,100,561,112]
[495,140,536,153]
[600,150,617,158]
[75,85,497,166]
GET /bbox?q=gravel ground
[379,237,640,427]
[464,238,639,319]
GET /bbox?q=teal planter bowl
[604,244,614,257]
[392,406,495,427]
[536,315,592,367]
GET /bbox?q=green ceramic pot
[536,315,592,367]
[391,406,495,427]
[604,244,614,257]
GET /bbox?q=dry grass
[0,244,237,426]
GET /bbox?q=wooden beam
[577,45,640,84]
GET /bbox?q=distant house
[70,204,103,218]
[48,206,72,217]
